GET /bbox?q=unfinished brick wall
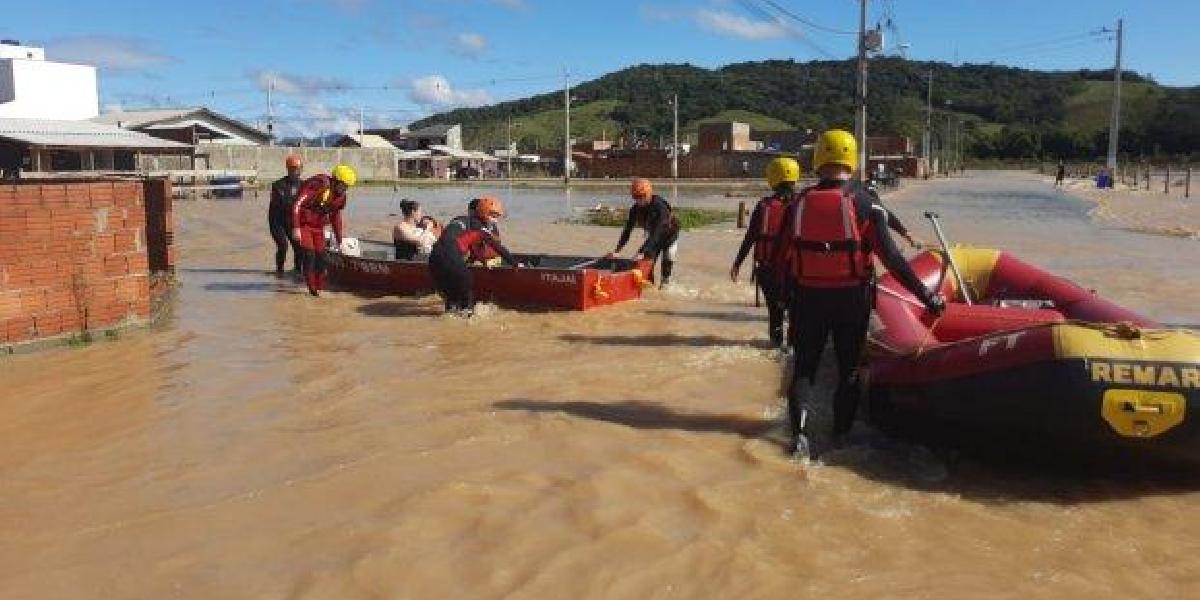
[0,179,172,347]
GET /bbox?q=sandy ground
[1049,174,1200,239]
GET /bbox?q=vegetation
[577,206,736,230]
[413,60,1197,161]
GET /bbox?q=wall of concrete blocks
[200,146,400,182]
[0,178,174,349]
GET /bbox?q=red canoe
[867,247,1200,467]
[325,239,654,311]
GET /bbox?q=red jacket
[291,174,346,241]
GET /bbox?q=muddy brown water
[2,172,1199,598]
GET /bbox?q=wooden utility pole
[563,69,571,185]
[1106,18,1124,171]
[855,0,869,182]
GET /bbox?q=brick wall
[0,178,172,347]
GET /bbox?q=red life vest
[789,187,872,287]
[470,224,502,262]
[293,174,345,228]
[752,194,788,265]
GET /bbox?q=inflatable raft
[325,239,653,311]
[868,247,1200,467]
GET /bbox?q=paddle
[924,211,973,306]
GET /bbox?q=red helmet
[630,178,653,200]
[285,154,303,169]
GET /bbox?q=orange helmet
[475,196,504,219]
[630,178,653,200]
[285,153,303,169]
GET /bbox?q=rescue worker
[605,178,680,287]
[778,130,944,459]
[428,196,521,316]
[465,198,505,267]
[268,154,305,275]
[730,157,801,347]
[291,164,357,297]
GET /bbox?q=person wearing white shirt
[393,199,441,260]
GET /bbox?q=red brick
[33,313,63,337]
[126,253,149,273]
[5,316,35,342]
[115,277,144,302]
[113,230,137,253]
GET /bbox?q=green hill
[414,60,1197,160]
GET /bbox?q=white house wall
[0,59,99,120]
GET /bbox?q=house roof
[338,134,397,149]
[428,145,498,161]
[94,107,269,143]
[0,118,192,149]
[407,123,457,137]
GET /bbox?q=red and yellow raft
[325,240,654,311]
[868,247,1200,467]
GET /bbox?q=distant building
[333,133,397,150]
[367,124,462,151]
[753,129,814,154]
[697,122,754,152]
[396,144,499,179]
[0,118,192,177]
[94,108,270,146]
[0,40,99,120]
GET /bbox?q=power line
[756,0,857,35]
[735,0,839,59]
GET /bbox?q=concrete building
[697,122,754,152]
[0,118,193,177]
[367,124,462,151]
[0,40,99,120]
[94,108,270,146]
[396,144,499,179]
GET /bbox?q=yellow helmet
[765,157,801,188]
[331,164,358,187]
[813,129,857,172]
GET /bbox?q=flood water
[2,171,1198,598]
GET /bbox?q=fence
[1042,162,1195,198]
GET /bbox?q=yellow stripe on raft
[929,247,1001,301]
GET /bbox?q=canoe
[867,247,1200,467]
[325,239,654,311]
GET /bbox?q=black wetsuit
[428,216,516,313]
[779,179,937,448]
[268,175,303,272]
[615,195,680,284]
[732,193,792,345]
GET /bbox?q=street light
[667,94,679,179]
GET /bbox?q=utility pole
[358,106,365,138]
[563,69,571,185]
[671,93,679,179]
[266,76,274,146]
[506,115,513,180]
[923,67,932,170]
[1106,18,1124,170]
[855,0,869,182]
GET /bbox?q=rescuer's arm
[731,202,764,281]
[867,203,942,314]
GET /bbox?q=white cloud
[694,8,786,40]
[453,32,488,58]
[45,36,170,71]
[254,70,349,95]
[408,75,493,108]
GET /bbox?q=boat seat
[932,303,1065,343]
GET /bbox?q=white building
[0,40,99,120]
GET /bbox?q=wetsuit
[291,174,346,295]
[615,195,680,284]
[732,192,793,345]
[428,215,516,313]
[268,174,303,273]
[777,178,939,452]
[1055,165,1066,187]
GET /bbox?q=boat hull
[325,244,653,311]
[867,248,1200,468]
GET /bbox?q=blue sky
[4,0,1195,137]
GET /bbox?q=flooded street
[3,171,1199,599]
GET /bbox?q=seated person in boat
[392,199,441,260]
[428,196,521,316]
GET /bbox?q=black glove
[925,294,946,316]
